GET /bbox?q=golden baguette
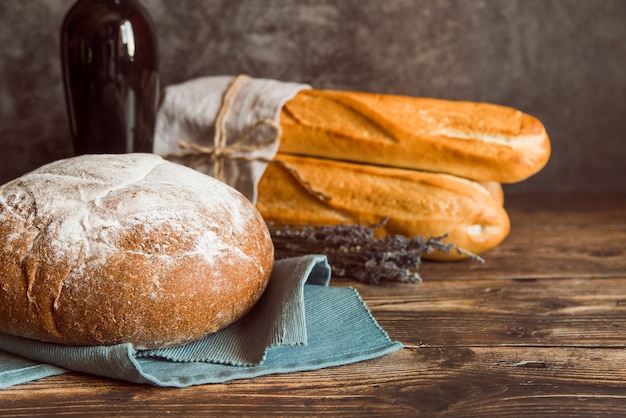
[279,90,550,183]
[256,153,510,260]
[480,181,504,205]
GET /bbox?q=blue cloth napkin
[0,255,401,388]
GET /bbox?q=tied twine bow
[165,75,331,202]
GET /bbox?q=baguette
[256,153,510,260]
[279,90,550,183]
[480,181,504,205]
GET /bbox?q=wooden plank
[402,346,626,417]
[504,193,626,224]
[349,277,626,347]
[2,347,625,417]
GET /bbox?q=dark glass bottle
[61,0,159,155]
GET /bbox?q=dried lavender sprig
[268,219,484,285]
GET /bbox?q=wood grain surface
[1,193,625,417]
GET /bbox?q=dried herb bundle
[268,219,484,284]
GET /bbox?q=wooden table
[2,193,625,416]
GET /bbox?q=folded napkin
[0,255,401,388]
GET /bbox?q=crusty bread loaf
[0,154,273,349]
[256,153,510,260]
[279,90,550,183]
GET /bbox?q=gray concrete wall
[1,0,625,193]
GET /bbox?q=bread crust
[256,153,510,260]
[0,154,273,349]
[480,181,505,205]
[279,90,550,183]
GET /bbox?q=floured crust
[0,153,274,349]
[279,90,550,183]
[256,154,510,260]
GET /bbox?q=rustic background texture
[1,0,625,193]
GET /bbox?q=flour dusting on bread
[0,153,274,349]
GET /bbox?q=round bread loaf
[0,153,274,349]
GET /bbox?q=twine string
[162,75,331,202]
